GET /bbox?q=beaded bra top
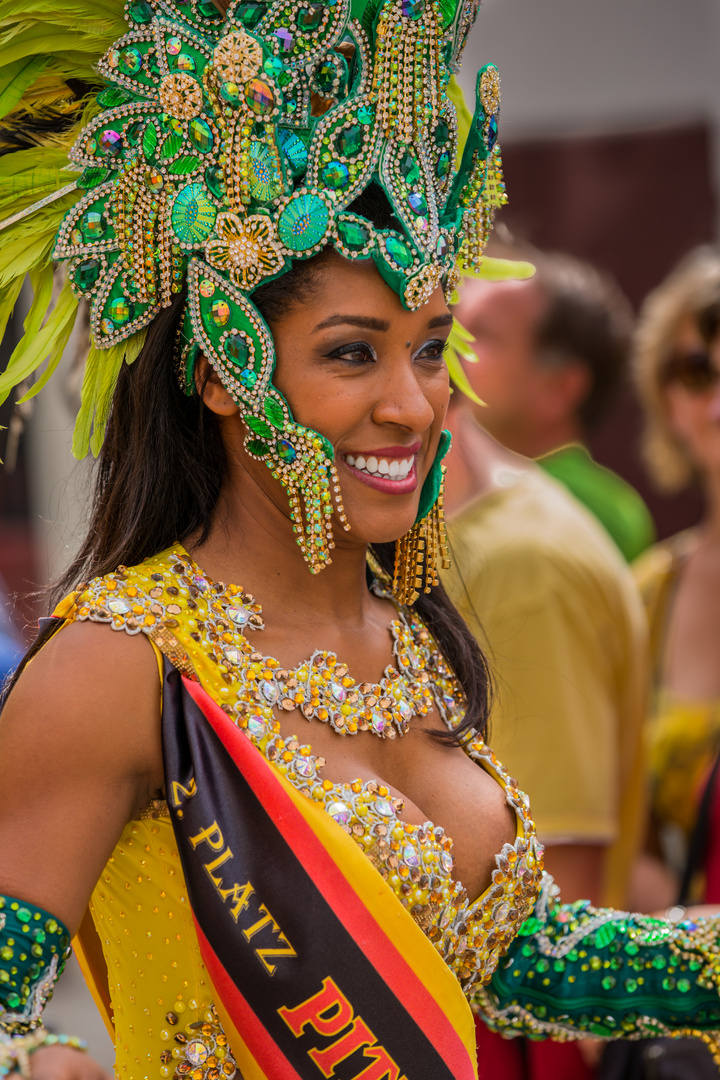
[56,545,544,995]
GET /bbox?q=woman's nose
[371,356,436,432]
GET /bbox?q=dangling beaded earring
[392,430,452,606]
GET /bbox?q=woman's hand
[26,1046,112,1080]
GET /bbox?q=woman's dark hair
[6,187,493,743]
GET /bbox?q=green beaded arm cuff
[475,876,720,1059]
[0,895,71,1037]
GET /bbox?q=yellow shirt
[444,468,648,907]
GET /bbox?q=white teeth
[346,453,415,481]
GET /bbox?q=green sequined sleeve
[476,876,720,1053]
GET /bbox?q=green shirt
[539,444,656,563]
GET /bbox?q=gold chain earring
[392,465,450,605]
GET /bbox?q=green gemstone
[601,976,616,991]
[433,119,450,146]
[79,167,110,190]
[264,396,285,428]
[171,182,217,244]
[205,165,226,199]
[236,0,266,26]
[385,235,413,269]
[336,123,362,157]
[314,60,338,94]
[263,57,284,79]
[240,368,257,389]
[399,151,420,184]
[297,3,324,28]
[677,979,692,993]
[7,993,21,1009]
[277,193,329,251]
[119,47,143,75]
[321,160,349,190]
[436,150,450,178]
[196,0,223,18]
[662,977,676,991]
[189,118,214,152]
[624,979,638,993]
[174,53,197,72]
[224,335,249,365]
[109,297,132,326]
[357,104,374,125]
[17,908,31,924]
[337,219,370,251]
[74,258,101,290]
[82,211,106,240]
[276,438,296,463]
[128,0,153,23]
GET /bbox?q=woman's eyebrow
[312,314,390,332]
[428,313,453,329]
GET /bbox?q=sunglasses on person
[662,349,720,393]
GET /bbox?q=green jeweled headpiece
[0,0,518,573]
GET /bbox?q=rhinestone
[260,680,278,703]
[236,0,266,27]
[223,335,249,365]
[375,799,393,817]
[440,851,453,873]
[246,716,265,736]
[191,574,208,591]
[314,60,338,94]
[166,36,182,55]
[109,297,131,326]
[189,118,214,153]
[197,0,222,17]
[335,123,362,157]
[244,78,275,115]
[328,801,351,825]
[436,150,450,178]
[385,235,413,269]
[337,219,370,251]
[397,700,413,720]
[223,647,244,665]
[210,300,230,326]
[402,845,420,868]
[99,129,123,156]
[205,165,226,199]
[407,191,427,215]
[436,234,449,259]
[370,711,387,733]
[494,901,510,922]
[82,211,106,240]
[199,279,215,298]
[295,758,314,777]
[331,682,346,702]
[119,47,143,75]
[320,160,349,190]
[485,114,499,150]
[100,317,115,335]
[240,368,257,389]
[274,27,294,51]
[108,599,131,614]
[357,104,374,124]
[170,182,217,245]
[229,606,250,626]
[399,151,420,184]
[276,439,296,463]
[176,51,196,71]
[73,258,101,290]
[70,228,83,244]
[277,129,307,176]
[263,57,284,79]
[401,0,424,16]
[220,81,241,105]
[186,1041,209,1066]
[128,0,153,22]
[433,119,449,146]
[144,168,164,192]
[297,4,324,28]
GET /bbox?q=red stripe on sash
[184,677,475,1080]
[193,918,304,1080]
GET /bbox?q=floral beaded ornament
[0,0,511,575]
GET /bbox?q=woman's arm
[476,874,720,1058]
[0,620,163,1072]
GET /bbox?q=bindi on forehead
[406,340,411,348]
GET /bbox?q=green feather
[447,75,472,162]
[472,256,536,282]
[0,55,47,119]
[0,276,25,349]
[445,318,483,405]
[0,277,78,405]
[72,339,102,459]
[88,330,147,456]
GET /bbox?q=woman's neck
[185,463,375,632]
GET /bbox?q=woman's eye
[416,339,448,362]
[330,343,375,365]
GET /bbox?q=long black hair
[6,195,493,744]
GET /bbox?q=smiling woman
[5,1,720,1079]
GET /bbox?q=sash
[161,659,478,1080]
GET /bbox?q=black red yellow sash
[161,660,478,1080]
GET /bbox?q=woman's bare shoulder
[1,619,163,785]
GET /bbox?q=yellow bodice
[55,546,542,1080]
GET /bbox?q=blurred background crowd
[3,0,720,1077]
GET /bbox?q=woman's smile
[343,441,421,493]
